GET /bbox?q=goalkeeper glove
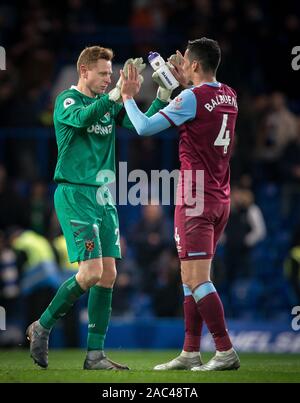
[152,53,182,103]
[108,57,146,103]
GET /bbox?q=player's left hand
[121,63,141,100]
[132,57,145,87]
[168,50,189,88]
[108,58,145,103]
[132,57,146,77]
[152,53,181,103]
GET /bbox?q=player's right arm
[123,89,197,136]
[54,92,115,128]
[113,97,168,130]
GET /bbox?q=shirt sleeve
[55,93,115,128]
[123,89,197,136]
[159,89,197,126]
[120,98,168,130]
[123,99,171,136]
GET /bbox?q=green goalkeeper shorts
[54,183,121,263]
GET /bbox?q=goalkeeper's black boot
[26,321,49,369]
[83,350,130,370]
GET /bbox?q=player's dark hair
[77,46,114,74]
[187,38,221,73]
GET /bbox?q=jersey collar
[70,85,83,94]
[192,82,221,88]
[70,85,102,99]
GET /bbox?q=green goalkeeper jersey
[53,86,166,186]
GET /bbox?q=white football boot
[154,353,202,370]
[191,349,240,371]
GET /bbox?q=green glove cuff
[108,86,122,103]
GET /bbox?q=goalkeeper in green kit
[26,46,171,370]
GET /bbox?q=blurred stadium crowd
[1,0,300,346]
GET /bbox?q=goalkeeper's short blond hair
[77,46,114,75]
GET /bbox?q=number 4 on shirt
[214,113,230,154]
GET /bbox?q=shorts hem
[179,254,213,261]
[102,254,122,259]
[70,254,101,264]
[69,254,121,263]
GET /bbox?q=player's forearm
[123,98,170,136]
[145,98,168,117]
[121,98,167,130]
[123,98,152,135]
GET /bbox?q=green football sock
[87,285,113,351]
[39,275,85,330]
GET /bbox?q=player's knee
[181,274,206,292]
[181,271,192,290]
[97,266,117,288]
[77,272,102,289]
[110,266,117,284]
[181,260,211,291]
[77,259,103,288]
[183,279,195,291]
[86,272,103,288]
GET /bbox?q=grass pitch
[0,349,299,383]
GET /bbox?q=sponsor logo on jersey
[63,98,75,108]
[87,124,113,136]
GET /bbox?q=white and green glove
[152,53,182,103]
[108,57,146,103]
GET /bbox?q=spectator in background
[255,92,298,181]
[224,187,266,284]
[152,247,182,317]
[0,59,19,126]
[10,18,55,127]
[112,236,140,317]
[52,233,80,347]
[280,117,300,223]
[8,228,61,331]
[129,137,162,174]
[230,94,269,182]
[0,164,28,230]
[130,0,167,55]
[65,0,96,33]
[0,231,19,302]
[129,203,172,295]
[28,180,52,236]
[0,230,22,347]
[284,228,300,304]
